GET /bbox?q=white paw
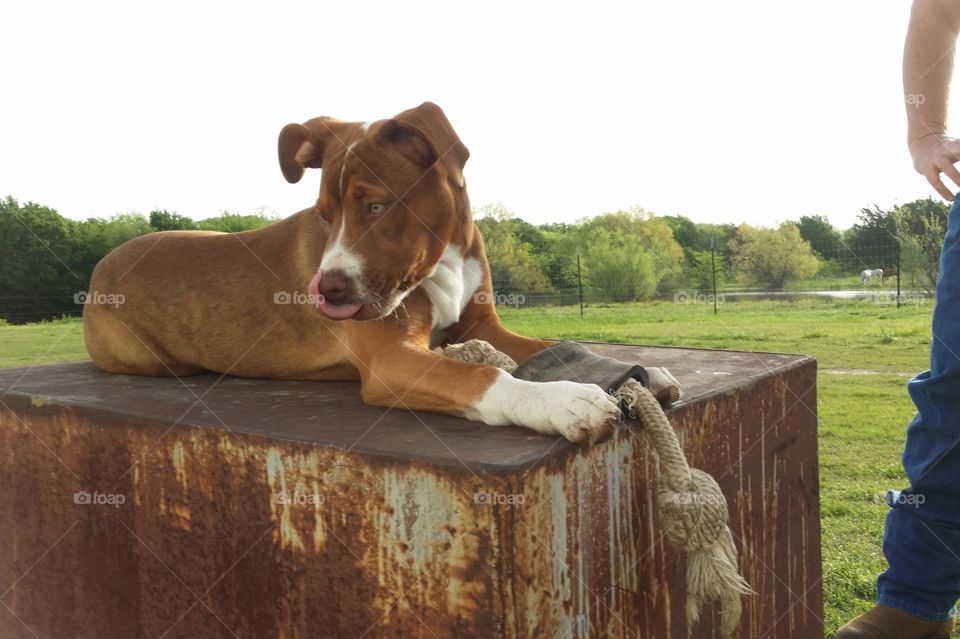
[466,371,621,444]
[646,367,681,404]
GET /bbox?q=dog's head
[278,102,471,321]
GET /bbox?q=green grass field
[0,299,944,636]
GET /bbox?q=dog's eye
[367,203,387,215]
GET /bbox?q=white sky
[0,1,948,230]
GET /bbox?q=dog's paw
[646,367,681,405]
[532,381,622,444]
[466,372,621,444]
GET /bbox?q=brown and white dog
[84,102,676,444]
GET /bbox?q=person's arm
[904,0,960,199]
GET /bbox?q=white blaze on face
[320,218,366,286]
[321,138,368,292]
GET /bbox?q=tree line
[477,198,948,302]
[0,197,277,323]
[0,195,949,323]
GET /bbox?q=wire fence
[488,238,934,314]
[0,239,935,325]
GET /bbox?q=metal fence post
[577,254,584,316]
[896,235,901,309]
[711,238,718,315]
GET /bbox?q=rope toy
[443,339,752,637]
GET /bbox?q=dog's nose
[318,269,352,304]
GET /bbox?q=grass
[0,316,88,368]
[498,298,929,373]
[0,299,947,636]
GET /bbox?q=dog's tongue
[317,300,362,320]
[308,269,362,320]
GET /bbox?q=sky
[0,1,949,230]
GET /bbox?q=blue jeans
[877,196,960,622]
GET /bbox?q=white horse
[861,268,884,286]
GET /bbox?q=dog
[84,102,678,444]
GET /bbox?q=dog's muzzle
[308,268,363,320]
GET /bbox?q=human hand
[909,133,960,200]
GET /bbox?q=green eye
[367,202,387,215]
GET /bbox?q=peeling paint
[0,354,822,638]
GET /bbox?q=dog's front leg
[346,327,619,443]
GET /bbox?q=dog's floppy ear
[278,121,321,184]
[383,102,470,188]
[278,117,360,184]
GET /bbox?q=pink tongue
[317,301,362,320]
[307,268,362,320]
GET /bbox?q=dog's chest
[419,245,483,332]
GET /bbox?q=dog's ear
[278,121,320,184]
[278,117,361,184]
[383,102,470,188]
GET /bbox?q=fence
[0,241,934,325]
[488,239,933,314]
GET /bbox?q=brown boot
[835,605,954,638]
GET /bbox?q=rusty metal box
[0,343,821,638]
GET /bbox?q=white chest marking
[419,245,484,330]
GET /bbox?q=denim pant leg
[876,196,960,622]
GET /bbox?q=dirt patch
[821,368,913,377]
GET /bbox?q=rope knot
[658,468,729,552]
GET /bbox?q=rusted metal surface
[0,344,821,638]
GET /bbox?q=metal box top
[0,343,813,472]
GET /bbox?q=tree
[474,206,553,295]
[661,215,737,284]
[848,205,899,272]
[150,209,197,231]
[578,208,684,295]
[894,198,949,294]
[197,210,276,232]
[729,222,820,289]
[660,215,705,253]
[796,215,843,260]
[0,197,82,322]
[686,249,727,291]
[582,228,656,302]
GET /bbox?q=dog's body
[85,103,674,443]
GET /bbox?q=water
[718,290,928,302]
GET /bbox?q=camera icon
[74,291,89,305]
[673,290,689,304]
[473,491,490,504]
[274,291,291,304]
[73,490,91,505]
[473,291,492,305]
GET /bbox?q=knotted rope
[443,339,751,637]
[615,378,752,636]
